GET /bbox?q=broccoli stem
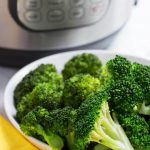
[94,144,110,150]
[44,132,64,150]
[139,101,150,115]
[115,124,134,150]
[90,103,134,150]
[33,125,64,150]
[91,127,125,149]
[113,114,134,150]
[101,103,120,139]
[66,132,75,150]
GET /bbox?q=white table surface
[1,0,150,117]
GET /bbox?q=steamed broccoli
[106,55,131,79]
[102,56,150,114]
[74,91,134,150]
[14,64,57,106]
[20,107,64,150]
[130,63,150,115]
[118,113,150,150]
[16,54,150,150]
[101,55,131,83]
[42,107,77,150]
[21,106,77,150]
[108,60,150,115]
[39,107,76,138]
[16,77,64,122]
[63,74,101,108]
[99,55,132,90]
[105,57,150,149]
[62,53,102,80]
[109,76,144,113]
[100,56,142,113]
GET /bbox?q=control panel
[17,0,110,30]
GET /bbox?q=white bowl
[4,50,150,150]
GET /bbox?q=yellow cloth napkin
[0,115,39,150]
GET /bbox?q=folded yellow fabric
[0,115,39,150]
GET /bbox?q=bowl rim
[4,49,150,149]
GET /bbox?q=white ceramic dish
[4,50,150,150]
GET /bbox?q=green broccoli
[38,107,76,138]
[106,55,131,79]
[14,64,57,106]
[63,74,101,108]
[104,58,150,149]
[21,106,77,150]
[99,55,132,89]
[104,56,150,116]
[130,63,150,115]
[16,77,64,122]
[100,56,130,83]
[62,53,102,80]
[118,113,150,150]
[74,91,134,150]
[109,76,144,113]
[16,54,150,150]
[20,107,64,150]
[66,131,76,150]
[38,106,76,150]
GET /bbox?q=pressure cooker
[0,0,137,66]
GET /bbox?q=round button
[47,0,63,6]
[25,11,41,22]
[70,7,84,19]
[47,10,64,22]
[25,0,41,10]
[71,0,84,6]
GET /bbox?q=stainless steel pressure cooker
[0,0,137,66]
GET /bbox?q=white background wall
[109,0,150,58]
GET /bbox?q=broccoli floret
[63,74,101,108]
[131,63,150,115]
[106,57,150,115]
[105,59,150,149]
[39,107,76,137]
[109,76,143,113]
[74,91,134,150]
[24,106,77,150]
[20,107,64,150]
[118,113,150,150]
[14,64,57,106]
[100,55,131,87]
[62,53,102,80]
[131,63,150,96]
[16,77,64,122]
[106,55,131,79]
[40,107,76,150]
